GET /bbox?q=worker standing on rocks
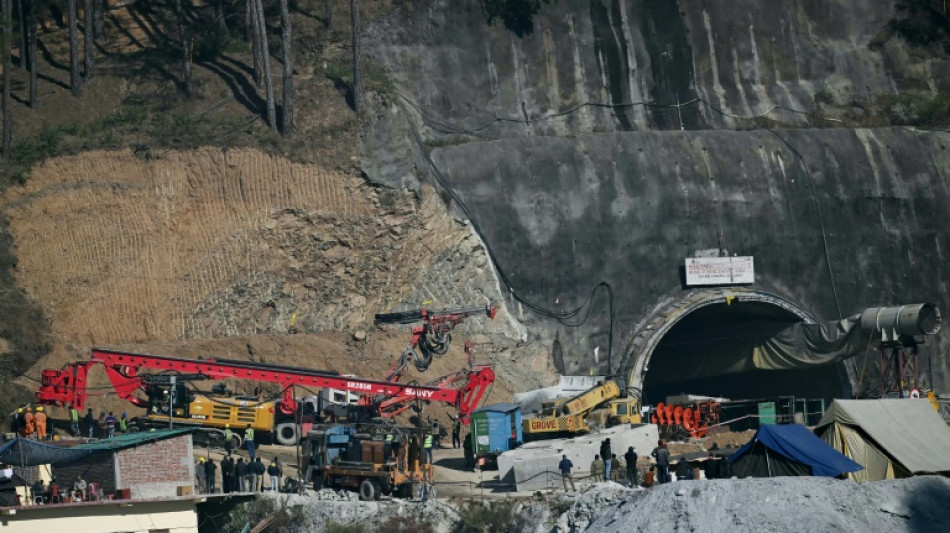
[68,404,80,436]
[558,455,576,491]
[600,439,612,481]
[34,406,48,440]
[652,440,671,484]
[245,424,256,460]
[624,446,639,487]
[590,454,604,481]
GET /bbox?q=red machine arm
[37,348,495,421]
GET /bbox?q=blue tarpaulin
[727,424,863,478]
[0,438,97,467]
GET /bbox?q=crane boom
[36,347,495,423]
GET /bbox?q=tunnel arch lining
[620,289,854,397]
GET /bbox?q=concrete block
[497,424,659,491]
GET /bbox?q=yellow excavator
[522,379,641,440]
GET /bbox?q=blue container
[471,403,523,458]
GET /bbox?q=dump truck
[303,422,432,501]
[522,379,641,440]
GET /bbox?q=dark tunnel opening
[642,302,849,404]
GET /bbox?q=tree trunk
[93,0,104,44]
[68,0,80,96]
[214,0,228,36]
[28,0,36,107]
[83,0,94,80]
[350,0,361,114]
[324,0,330,28]
[254,0,276,127]
[17,0,26,69]
[280,0,292,136]
[2,0,13,156]
[174,0,193,97]
[248,0,261,86]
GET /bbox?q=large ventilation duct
[859,304,941,342]
[656,303,941,383]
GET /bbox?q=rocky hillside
[360,0,950,391]
[0,1,552,414]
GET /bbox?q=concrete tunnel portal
[624,291,854,405]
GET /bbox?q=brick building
[55,428,195,499]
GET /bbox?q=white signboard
[685,256,754,286]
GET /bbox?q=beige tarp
[815,399,950,481]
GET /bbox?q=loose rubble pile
[255,475,950,532]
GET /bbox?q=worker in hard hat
[223,424,234,456]
[11,407,23,435]
[34,406,48,440]
[23,406,36,439]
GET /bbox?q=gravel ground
[251,475,950,532]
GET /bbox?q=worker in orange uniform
[23,406,36,439]
[34,406,48,440]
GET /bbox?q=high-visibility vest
[424,435,433,449]
[224,429,233,441]
[245,428,254,441]
[385,434,393,443]
[119,417,128,431]
[70,409,79,422]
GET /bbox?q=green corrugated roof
[70,428,195,451]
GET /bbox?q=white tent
[815,399,950,482]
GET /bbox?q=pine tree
[350,0,361,114]
[280,0,292,135]
[68,0,80,96]
[254,0,275,127]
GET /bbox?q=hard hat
[121,412,127,417]
[36,406,43,412]
[16,408,22,414]
[199,457,205,463]
[225,424,230,428]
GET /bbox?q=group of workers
[10,404,131,440]
[10,406,49,440]
[558,439,733,491]
[195,454,284,494]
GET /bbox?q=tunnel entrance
[626,292,852,405]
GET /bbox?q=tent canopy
[728,423,863,478]
[0,429,194,467]
[816,399,950,475]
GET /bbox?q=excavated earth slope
[0,148,554,414]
